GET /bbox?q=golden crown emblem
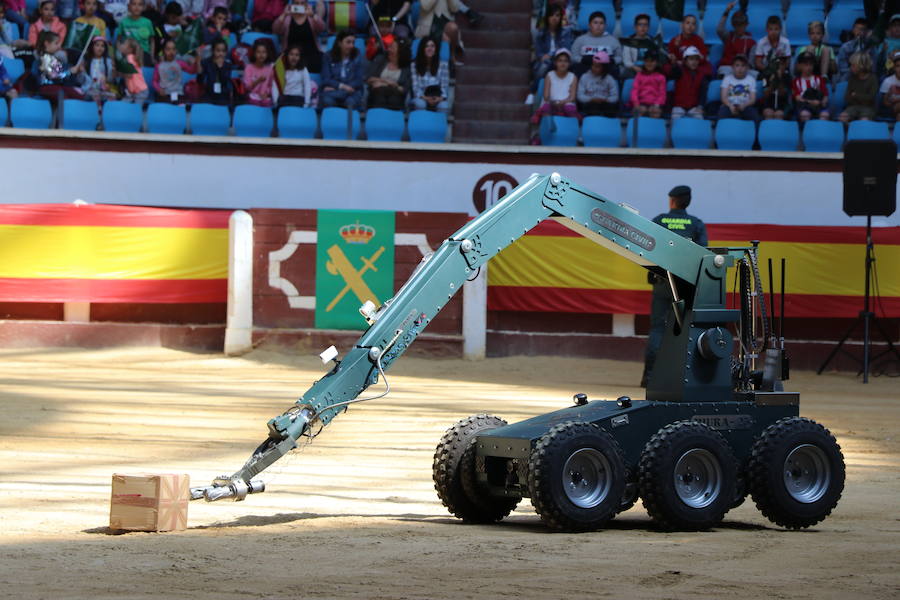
[339,221,376,244]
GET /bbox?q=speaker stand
[817,215,900,382]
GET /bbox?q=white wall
[3,147,897,227]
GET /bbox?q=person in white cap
[879,49,900,120]
[880,14,900,74]
[576,50,618,117]
[670,45,707,119]
[530,47,579,124]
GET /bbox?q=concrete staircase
[452,0,532,145]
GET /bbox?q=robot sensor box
[109,473,190,532]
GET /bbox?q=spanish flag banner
[0,204,230,303]
[327,1,360,32]
[488,221,900,318]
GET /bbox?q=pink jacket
[252,0,284,23]
[630,71,666,107]
[28,17,67,48]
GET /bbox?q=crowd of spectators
[528,1,900,145]
[0,0,482,126]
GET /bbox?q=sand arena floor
[0,347,898,599]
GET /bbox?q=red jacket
[672,65,706,109]
[667,33,712,78]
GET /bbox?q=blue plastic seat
[893,123,900,146]
[240,32,280,54]
[826,4,866,41]
[784,7,825,42]
[705,79,722,106]
[802,119,844,152]
[847,120,890,141]
[659,17,682,40]
[830,80,848,115]
[190,103,230,136]
[60,99,99,131]
[619,3,654,37]
[707,43,724,69]
[758,119,799,151]
[364,107,404,141]
[233,104,273,137]
[10,97,52,128]
[102,100,143,132]
[3,58,24,83]
[625,117,666,148]
[671,117,712,149]
[277,106,317,138]
[577,1,616,33]
[620,78,634,105]
[540,115,579,146]
[142,66,155,100]
[407,109,447,143]
[714,118,756,150]
[410,37,451,62]
[581,116,622,147]
[146,103,186,134]
[0,98,7,126]
[320,106,361,140]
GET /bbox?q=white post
[63,302,90,322]
[462,264,487,360]
[612,313,636,337]
[224,210,253,356]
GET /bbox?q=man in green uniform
[641,185,708,387]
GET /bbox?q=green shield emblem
[314,209,395,330]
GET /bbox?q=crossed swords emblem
[324,244,386,313]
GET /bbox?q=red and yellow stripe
[488,221,900,318]
[0,204,230,303]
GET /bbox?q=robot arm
[193,173,743,500]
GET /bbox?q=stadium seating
[321,106,361,140]
[410,38,451,62]
[802,119,844,152]
[705,79,722,107]
[240,32,280,54]
[618,3,654,37]
[625,117,666,148]
[659,17,681,41]
[847,120,890,141]
[576,1,616,33]
[830,81,848,115]
[0,98,6,126]
[4,58,24,84]
[826,4,866,41]
[146,103,187,134]
[10,97,52,129]
[189,103,230,136]
[142,66,155,99]
[233,104,274,137]
[102,101,143,132]
[408,110,447,143]
[620,78,634,106]
[714,118,755,150]
[784,6,825,42]
[671,117,712,149]
[277,106,318,139]
[708,44,724,69]
[540,115,580,146]
[364,108,405,141]
[758,119,800,151]
[893,123,900,146]
[60,99,100,131]
[581,116,622,147]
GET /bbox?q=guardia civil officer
[641,185,708,387]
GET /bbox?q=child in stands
[670,46,707,119]
[410,37,449,112]
[75,0,107,39]
[2,0,27,39]
[760,55,791,119]
[82,36,118,100]
[531,47,578,123]
[197,36,232,104]
[576,50,617,117]
[570,11,620,77]
[792,52,829,122]
[880,14,900,75]
[28,1,67,49]
[532,4,573,89]
[274,44,313,107]
[162,2,186,43]
[716,2,755,77]
[35,30,84,98]
[202,0,229,20]
[621,13,665,80]
[718,54,757,120]
[667,14,711,78]
[630,51,665,118]
[0,56,18,99]
[794,21,834,79]
[836,18,876,83]
[242,38,275,106]
[839,51,877,123]
[119,0,155,64]
[754,15,791,74]
[203,6,231,46]
[879,49,900,120]
[118,36,149,103]
[153,38,196,102]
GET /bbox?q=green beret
[669,185,691,198]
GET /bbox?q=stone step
[463,30,531,49]
[460,11,531,32]
[453,119,531,142]
[461,0,531,14]
[454,84,530,104]
[464,48,532,65]
[456,66,530,86]
[454,101,532,121]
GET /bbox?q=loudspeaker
[843,139,897,217]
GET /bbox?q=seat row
[541,115,900,152]
[0,97,449,142]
